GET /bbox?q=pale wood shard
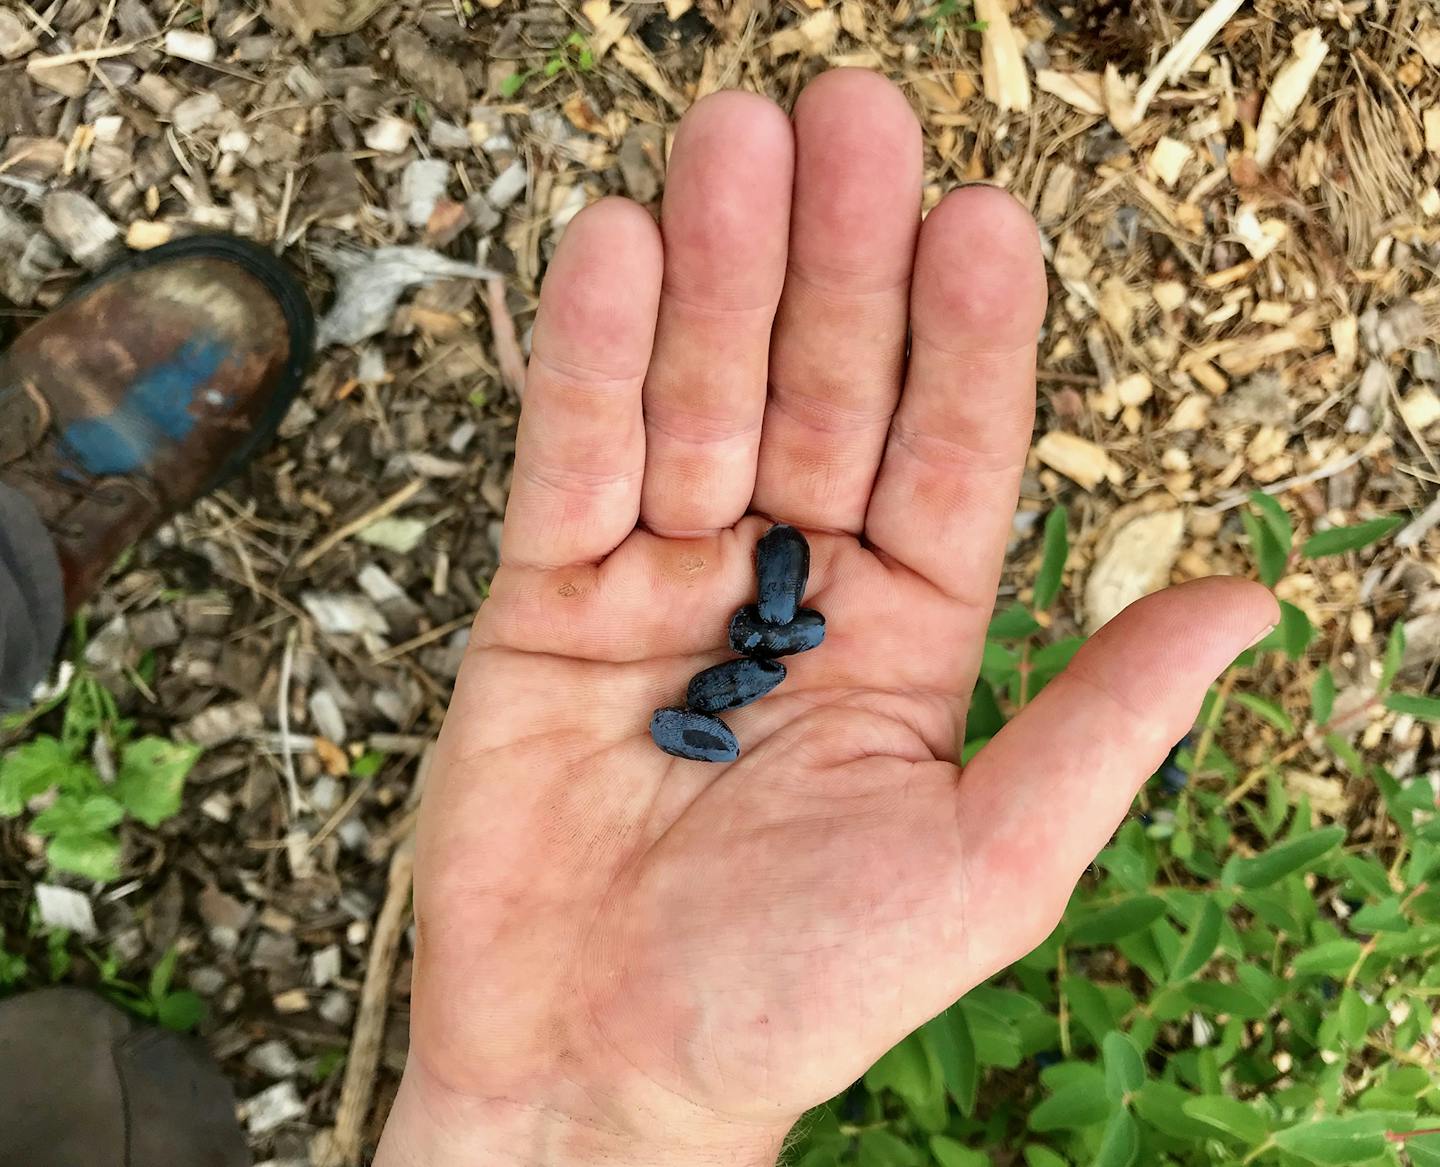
[1129,0,1246,130]
[613,36,687,114]
[975,0,1031,113]
[1036,69,1104,116]
[1256,28,1329,167]
[1035,431,1123,490]
[1084,509,1186,633]
[770,8,838,58]
[1149,136,1193,188]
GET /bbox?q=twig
[277,626,303,820]
[484,276,528,398]
[26,37,155,67]
[294,479,424,570]
[1197,435,1387,515]
[1129,0,1246,129]
[369,613,474,665]
[316,832,416,1167]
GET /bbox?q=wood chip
[26,59,89,97]
[0,10,40,60]
[975,0,1031,113]
[612,37,686,114]
[1149,137,1192,188]
[1035,431,1123,490]
[1128,0,1245,131]
[164,29,217,64]
[1083,509,1185,632]
[42,191,121,271]
[770,8,838,59]
[1255,28,1328,167]
[1036,69,1103,116]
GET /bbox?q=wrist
[374,1057,790,1167]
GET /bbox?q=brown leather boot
[0,987,249,1166]
[0,235,313,611]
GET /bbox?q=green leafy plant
[787,497,1440,1166]
[922,0,986,49]
[500,31,595,97]
[0,671,201,881]
[92,945,204,1032]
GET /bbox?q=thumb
[954,576,1278,966]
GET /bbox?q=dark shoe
[0,235,313,611]
[0,987,249,1167]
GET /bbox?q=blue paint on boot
[60,338,230,476]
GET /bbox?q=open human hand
[376,70,1278,1167]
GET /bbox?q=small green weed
[1,662,201,882]
[501,31,595,98]
[786,497,1440,1166]
[92,945,205,1032]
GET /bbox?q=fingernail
[1244,624,1277,650]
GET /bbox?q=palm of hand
[402,71,1274,1155]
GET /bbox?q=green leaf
[1094,1109,1139,1167]
[1134,1081,1217,1140]
[1170,897,1223,981]
[921,1007,977,1115]
[500,70,529,97]
[1033,506,1069,611]
[1024,1149,1069,1167]
[958,999,1021,1069]
[1242,505,1289,588]
[1102,1032,1145,1103]
[0,737,78,815]
[989,603,1042,640]
[1380,622,1407,692]
[1385,693,1440,721]
[30,793,123,838]
[1226,826,1346,889]
[1337,987,1369,1045]
[864,1032,938,1114]
[156,990,203,1032]
[858,1130,921,1167]
[1271,1112,1416,1164]
[1302,515,1405,558]
[1311,666,1336,725]
[351,751,386,779]
[1278,601,1314,659]
[930,1137,988,1167]
[1292,939,1364,976]
[114,738,200,827]
[1029,1077,1110,1132]
[46,831,121,881]
[1182,1095,1269,1145]
[1249,491,1294,552]
[1408,1135,1440,1167]
[149,946,179,1000]
[1186,979,1267,1014]
[1233,692,1296,735]
[1068,896,1167,945]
